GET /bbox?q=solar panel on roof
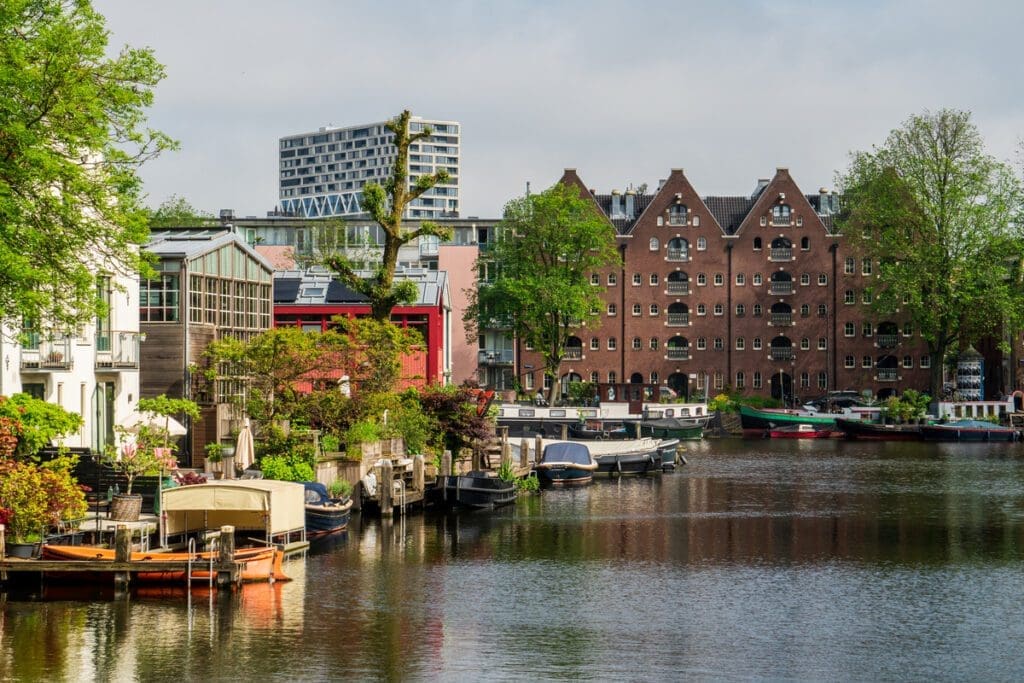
[273,278,301,303]
[326,280,369,303]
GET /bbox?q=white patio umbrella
[235,417,255,472]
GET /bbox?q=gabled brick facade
[516,168,932,403]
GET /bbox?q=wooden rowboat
[40,544,289,583]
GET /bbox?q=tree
[149,195,216,227]
[202,327,352,425]
[325,110,451,321]
[466,183,621,405]
[0,0,175,334]
[836,109,1024,399]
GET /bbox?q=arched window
[632,303,642,316]
[649,304,659,316]
[649,237,659,251]
[632,337,642,350]
[736,371,745,389]
[669,204,688,225]
[753,237,762,251]
[667,238,689,260]
[697,236,707,251]
[800,236,810,250]
[845,257,855,274]
[772,204,791,225]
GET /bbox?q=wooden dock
[1,525,250,589]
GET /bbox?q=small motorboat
[435,471,517,509]
[568,420,629,440]
[303,482,354,536]
[768,423,835,439]
[919,420,1018,442]
[535,442,598,486]
[583,438,664,476]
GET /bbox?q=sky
[93,0,1023,219]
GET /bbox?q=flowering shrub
[174,471,207,486]
[0,460,49,542]
[105,439,176,495]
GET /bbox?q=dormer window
[669,204,688,226]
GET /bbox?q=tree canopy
[149,195,216,228]
[0,0,174,334]
[835,109,1024,398]
[325,110,451,321]
[465,182,621,404]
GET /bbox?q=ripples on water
[5,440,1024,681]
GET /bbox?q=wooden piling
[442,450,452,476]
[217,525,236,587]
[380,459,394,516]
[501,440,512,471]
[413,454,425,493]
[560,424,568,440]
[535,434,543,465]
[471,447,481,472]
[519,439,529,469]
[114,525,131,589]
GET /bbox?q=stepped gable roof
[703,196,756,235]
[591,192,655,234]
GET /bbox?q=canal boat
[435,472,517,509]
[535,442,598,486]
[919,419,1018,442]
[303,482,353,536]
[768,424,835,439]
[623,416,707,441]
[40,544,289,583]
[834,417,923,441]
[568,420,629,440]
[583,437,664,476]
[739,404,841,431]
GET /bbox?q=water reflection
[5,440,1024,680]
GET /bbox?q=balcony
[666,348,690,360]
[96,331,141,370]
[477,348,513,366]
[770,313,793,326]
[769,347,793,361]
[667,313,689,327]
[21,338,72,372]
[771,217,791,227]
[877,368,898,382]
[666,282,689,295]
[564,347,583,360]
[876,334,898,348]
[769,248,793,261]
[666,249,688,261]
[769,282,793,295]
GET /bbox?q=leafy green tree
[149,195,216,227]
[202,327,352,425]
[466,183,621,405]
[325,110,452,321]
[0,0,175,333]
[836,109,1024,399]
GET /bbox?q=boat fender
[679,454,688,466]
[361,472,377,498]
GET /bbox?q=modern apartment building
[514,168,939,404]
[278,115,460,220]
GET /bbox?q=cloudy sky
[94,0,1022,219]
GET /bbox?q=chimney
[611,190,623,219]
[219,209,235,223]
[751,179,770,199]
[818,187,829,216]
[624,189,636,219]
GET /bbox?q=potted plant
[104,439,176,521]
[0,458,84,557]
[204,442,224,479]
[0,460,47,557]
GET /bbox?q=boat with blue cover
[535,442,598,486]
[303,482,353,536]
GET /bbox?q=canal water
[5,440,1024,681]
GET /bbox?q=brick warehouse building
[515,167,933,404]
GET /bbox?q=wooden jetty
[1,524,257,590]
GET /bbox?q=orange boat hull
[41,545,290,583]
